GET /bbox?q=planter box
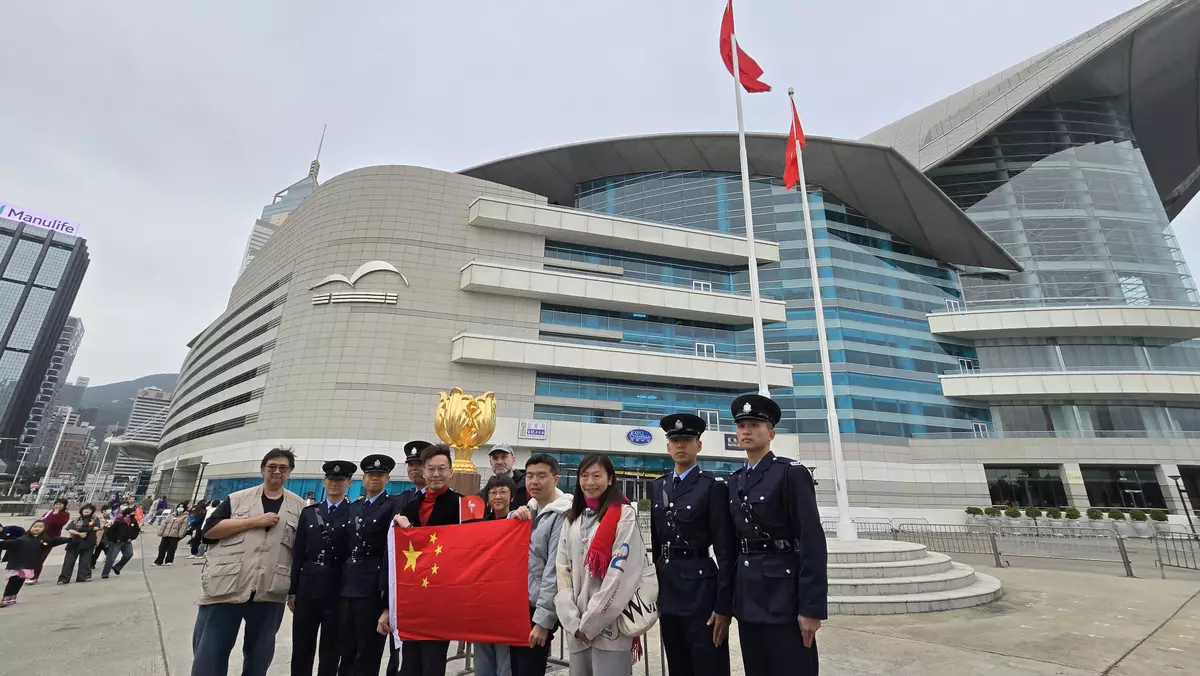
[1112,521,1135,537]
[1152,520,1176,533]
[1087,519,1110,532]
[1130,521,1153,537]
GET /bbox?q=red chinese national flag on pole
[784,97,807,190]
[388,518,531,645]
[719,0,771,93]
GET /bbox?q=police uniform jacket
[341,492,399,600]
[392,486,422,517]
[651,467,737,618]
[289,499,353,600]
[729,452,827,623]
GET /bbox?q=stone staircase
[827,539,1002,615]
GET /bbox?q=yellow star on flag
[402,540,423,572]
[429,533,438,543]
[431,564,439,575]
[435,545,443,555]
[422,577,429,588]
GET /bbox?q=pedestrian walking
[154,503,191,566]
[508,454,572,676]
[554,453,647,676]
[101,507,141,578]
[191,447,304,676]
[651,413,736,676]
[58,504,101,584]
[32,498,71,584]
[726,394,826,676]
[1,520,68,607]
[288,460,355,676]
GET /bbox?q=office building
[57,375,89,411]
[20,317,84,467]
[237,146,323,276]
[0,203,89,475]
[153,0,1200,517]
[46,421,93,480]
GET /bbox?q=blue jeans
[192,601,286,676]
[474,643,511,676]
[102,541,134,577]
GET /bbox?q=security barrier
[1153,531,1200,578]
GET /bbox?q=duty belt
[660,545,704,559]
[740,538,798,554]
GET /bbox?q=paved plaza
[1,528,1197,676]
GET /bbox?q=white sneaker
[186,555,197,559]
[165,563,172,566]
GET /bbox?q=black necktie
[672,476,681,491]
[329,504,336,513]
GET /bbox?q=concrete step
[827,538,928,564]
[828,552,954,579]
[829,562,978,596]
[829,572,1004,615]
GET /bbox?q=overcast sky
[2,0,1193,385]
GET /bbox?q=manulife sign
[0,200,81,236]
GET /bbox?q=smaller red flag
[459,494,486,522]
[784,98,806,190]
[389,518,531,645]
[719,0,771,94]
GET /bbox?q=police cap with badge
[731,394,782,426]
[660,413,707,439]
[360,453,396,474]
[322,460,356,478]
[403,440,432,464]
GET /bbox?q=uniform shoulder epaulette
[771,455,795,465]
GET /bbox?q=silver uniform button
[686,505,691,510]
[744,560,749,567]
[759,496,765,501]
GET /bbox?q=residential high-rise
[154,0,1200,517]
[0,203,89,474]
[237,132,325,276]
[20,317,84,467]
[46,421,93,480]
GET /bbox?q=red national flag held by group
[389,518,531,645]
[784,98,807,190]
[719,0,771,93]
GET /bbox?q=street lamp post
[35,407,72,504]
[1168,474,1197,535]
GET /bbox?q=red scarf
[583,495,628,578]
[419,486,447,526]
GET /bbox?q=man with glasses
[192,447,306,676]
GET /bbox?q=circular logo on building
[626,429,653,445]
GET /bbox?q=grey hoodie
[518,489,573,629]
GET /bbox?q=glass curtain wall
[575,171,990,438]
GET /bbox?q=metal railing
[821,518,1137,577]
[1153,531,1200,578]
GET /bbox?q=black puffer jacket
[0,534,68,569]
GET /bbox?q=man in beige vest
[192,448,305,676]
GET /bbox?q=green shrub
[984,507,1002,517]
[637,498,651,513]
[1025,506,1043,519]
[1046,507,1062,519]
[965,506,984,516]
[1065,508,1081,520]
[1149,509,1168,522]
[1108,509,1126,520]
[1086,508,1104,520]
[1004,506,1022,518]
[1130,509,1147,522]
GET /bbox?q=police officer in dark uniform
[651,413,737,676]
[727,394,827,676]
[289,460,356,676]
[385,440,431,676]
[340,453,399,676]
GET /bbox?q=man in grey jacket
[509,453,572,676]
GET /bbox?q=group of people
[189,392,826,676]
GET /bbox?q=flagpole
[790,88,856,542]
[730,33,770,397]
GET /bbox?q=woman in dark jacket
[58,504,100,584]
[2,520,68,606]
[32,498,71,584]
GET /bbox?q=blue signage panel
[626,429,653,445]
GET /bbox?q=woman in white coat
[554,453,646,676]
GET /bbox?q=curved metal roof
[461,133,1020,271]
[863,0,1200,220]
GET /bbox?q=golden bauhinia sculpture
[433,387,497,473]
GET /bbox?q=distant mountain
[80,373,179,433]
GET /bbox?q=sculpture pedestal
[450,471,481,496]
